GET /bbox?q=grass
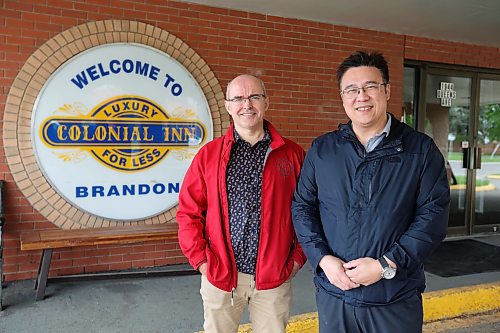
[454,175,490,186]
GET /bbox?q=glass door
[404,63,500,236]
[474,77,500,233]
[423,72,472,235]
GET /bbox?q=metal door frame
[405,61,500,236]
[472,72,500,234]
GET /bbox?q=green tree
[449,106,469,142]
[483,104,500,142]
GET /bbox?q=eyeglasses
[341,83,387,99]
[226,94,266,105]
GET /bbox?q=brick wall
[1,0,499,282]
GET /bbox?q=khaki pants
[200,272,292,333]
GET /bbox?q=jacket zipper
[254,146,273,290]
[221,138,239,297]
[368,181,372,202]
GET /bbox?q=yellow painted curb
[450,184,496,192]
[236,312,318,333]
[285,313,319,333]
[423,282,500,322]
[450,184,495,192]
[197,282,500,332]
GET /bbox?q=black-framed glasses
[225,94,266,105]
[341,83,387,98]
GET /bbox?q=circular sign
[32,43,213,220]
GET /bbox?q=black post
[0,180,4,310]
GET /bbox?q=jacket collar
[339,113,404,141]
[225,120,285,149]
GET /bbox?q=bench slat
[20,224,178,251]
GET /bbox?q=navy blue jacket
[292,114,450,306]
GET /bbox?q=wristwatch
[378,256,397,279]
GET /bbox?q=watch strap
[378,256,390,269]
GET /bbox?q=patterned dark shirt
[226,126,271,275]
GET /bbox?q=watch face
[383,268,396,279]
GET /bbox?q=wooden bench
[20,223,187,301]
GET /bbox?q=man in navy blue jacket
[291,51,450,333]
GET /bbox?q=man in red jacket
[177,74,306,333]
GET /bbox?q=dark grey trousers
[316,287,423,333]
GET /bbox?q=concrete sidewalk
[1,234,499,333]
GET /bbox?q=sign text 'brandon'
[76,182,180,198]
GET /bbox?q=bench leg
[0,250,3,311]
[35,249,52,301]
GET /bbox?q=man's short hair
[336,51,389,86]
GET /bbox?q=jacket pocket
[361,280,391,304]
[205,245,219,277]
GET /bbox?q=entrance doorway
[403,64,500,236]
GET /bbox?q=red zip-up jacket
[177,121,306,292]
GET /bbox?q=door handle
[472,147,481,169]
[462,147,482,169]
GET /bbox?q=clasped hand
[318,255,382,291]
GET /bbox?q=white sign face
[437,82,457,107]
[32,43,213,220]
